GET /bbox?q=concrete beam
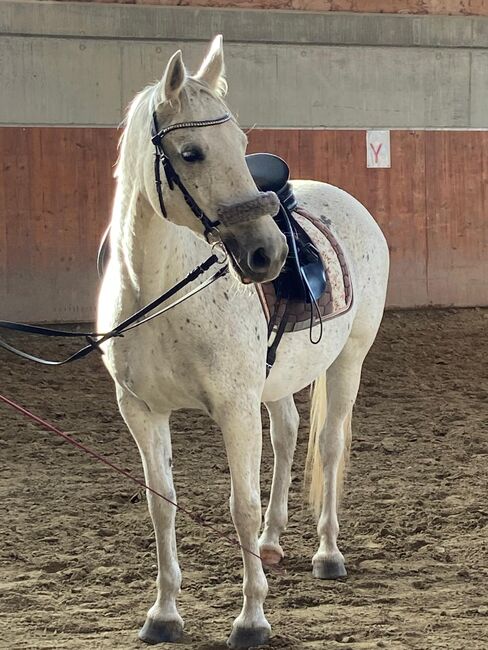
[0,2,486,128]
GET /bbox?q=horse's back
[293,179,388,256]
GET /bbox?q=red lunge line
[0,393,283,574]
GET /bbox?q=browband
[152,113,232,145]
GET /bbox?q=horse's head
[145,36,288,284]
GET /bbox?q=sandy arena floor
[1,309,487,650]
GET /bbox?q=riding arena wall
[1,1,487,320]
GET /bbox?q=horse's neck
[114,187,207,301]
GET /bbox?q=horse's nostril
[250,247,271,272]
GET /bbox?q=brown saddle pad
[256,207,353,333]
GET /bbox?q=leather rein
[0,112,237,365]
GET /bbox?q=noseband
[151,111,279,241]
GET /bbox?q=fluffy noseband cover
[216,191,280,226]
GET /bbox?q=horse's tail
[305,374,352,517]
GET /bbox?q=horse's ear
[195,35,227,97]
[162,50,186,102]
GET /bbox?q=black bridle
[151,110,232,240]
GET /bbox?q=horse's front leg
[117,388,184,644]
[259,395,299,565]
[216,400,270,649]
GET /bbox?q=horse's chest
[106,323,202,410]
[106,297,250,412]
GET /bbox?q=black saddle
[245,153,326,305]
[246,152,327,373]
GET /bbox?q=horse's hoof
[227,625,270,649]
[138,617,184,644]
[312,557,347,580]
[260,544,284,567]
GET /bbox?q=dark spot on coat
[320,214,332,227]
[224,292,229,301]
[186,318,190,324]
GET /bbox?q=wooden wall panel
[1,126,487,320]
[44,0,488,15]
[0,127,118,322]
[425,131,488,306]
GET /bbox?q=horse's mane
[115,83,158,182]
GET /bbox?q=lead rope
[0,393,284,574]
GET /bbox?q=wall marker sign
[366,130,391,168]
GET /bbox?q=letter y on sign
[366,131,391,168]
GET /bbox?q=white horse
[98,36,389,649]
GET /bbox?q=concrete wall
[1,1,487,320]
[1,3,486,128]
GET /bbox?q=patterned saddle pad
[256,207,353,332]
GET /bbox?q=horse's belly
[262,309,355,402]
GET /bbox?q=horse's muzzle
[216,190,287,283]
[222,229,288,284]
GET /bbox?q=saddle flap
[272,209,327,304]
[256,208,353,336]
[301,258,328,303]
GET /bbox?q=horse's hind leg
[311,337,371,580]
[116,388,183,644]
[259,395,299,565]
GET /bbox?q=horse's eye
[181,147,205,163]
